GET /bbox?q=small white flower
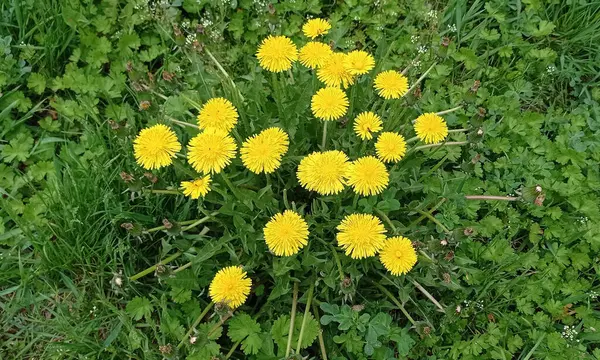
[447,24,458,32]
[418,45,428,54]
[411,35,419,44]
[547,65,556,74]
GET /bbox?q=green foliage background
[1,0,600,359]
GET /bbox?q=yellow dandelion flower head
[187,129,237,174]
[414,112,448,144]
[375,132,407,163]
[197,97,238,132]
[299,41,334,69]
[181,175,211,199]
[336,213,386,259]
[302,18,331,39]
[344,50,375,75]
[209,266,252,309]
[263,210,309,256]
[241,127,289,174]
[346,156,389,196]
[256,35,298,72]
[311,87,349,121]
[297,150,350,195]
[353,111,383,140]
[133,124,181,170]
[379,236,417,276]
[374,70,409,99]
[317,53,356,88]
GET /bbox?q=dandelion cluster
[129,18,476,308]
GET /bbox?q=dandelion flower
[344,50,375,75]
[346,156,389,196]
[256,35,298,72]
[299,42,333,69]
[133,124,181,170]
[317,53,356,88]
[209,266,252,309]
[353,111,382,140]
[197,97,238,132]
[241,127,289,174]
[336,213,386,259]
[414,113,448,144]
[375,132,407,163]
[187,129,237,174]
[379,236,417,276]
[297,150,350,195]
[263,210,309,256]
[302,18,331,39]
[311,87,349,121]
[374,70,409,99]
[181,176,211,199]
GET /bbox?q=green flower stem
[145,219,198,233]
[296,282,315,353]
[208,312,232,337]
[448,128,469,133]
[435,105,462,116]
[167,116,199,129]
[321,121,328,150]
[404,63,435,97]
[413,141,468,151]
[148,189,181,195]
[407,198,447,229]
[271,72,285,123]
[464,195,519,201]
[285,282,299,357]
[224,340,242,359]
[129,251,183,281]
[283,188,290,209]
[182,212,218,231]
[352,193,359,209]
[348,84,357,118]
[372,281,416,326]
[177,301,215,349]
[287,69,295,84]
[405,136,419,144]
[205,48,245,102]
[220,172,243,202]
[410,279,445,312]
[331,247,345,282]
[414,208,451,234]
[312,301,328,360]
[374,208,397,235]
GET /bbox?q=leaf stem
[220,172,243,202]
[435,106,462,116]
[177,301,214,349]
[312,301,328,360]
[285,282,299,357]
[413,141,468,151]
[205,48,245,102]
[148,189,181,195]
[464,195,519,201]
[374,208,397,235]
[321,121,328,150]
[414,208,451,234]
[224,340,241,359]
[129,251,183,281]
[145,219,197,233]
[372,281,416,326]
[404,63,435,97]
[411,279,445,312]
[296,282,315,353]
[167,116,199,129]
